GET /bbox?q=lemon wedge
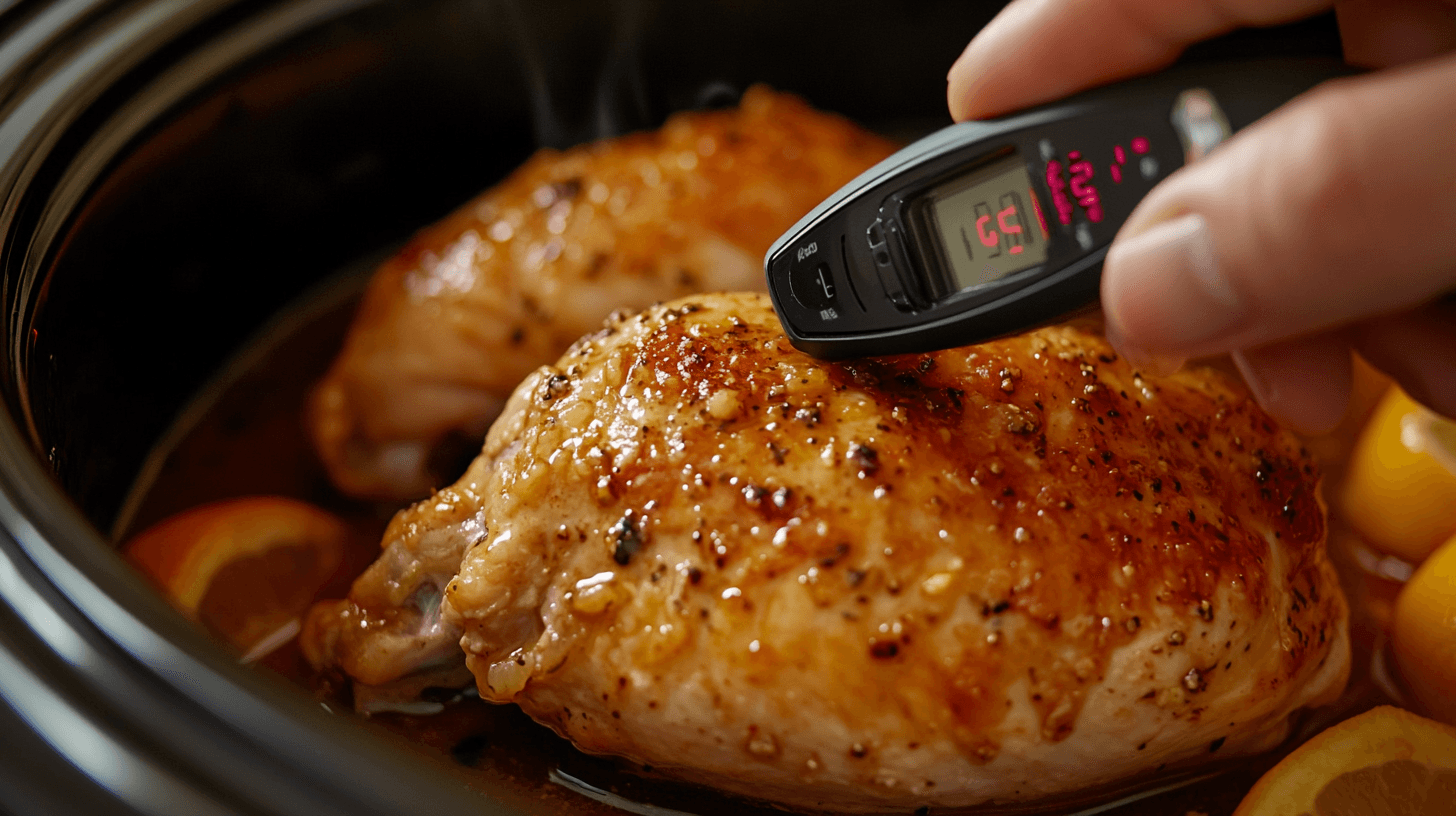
[1234,706,1456,816]
[1338,388,1456,564]
[1393,532,1456,726]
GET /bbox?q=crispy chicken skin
[305,292,1349,811]
[309,88,895,500]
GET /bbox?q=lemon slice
[1338,388,1456,564]
[1234,706,1456,815]
[1393,532,1456,726]
[125,497,347,652]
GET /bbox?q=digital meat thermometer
[765,59,1353,360]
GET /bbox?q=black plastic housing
[767,58,1354,360]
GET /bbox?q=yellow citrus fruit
[1392,532,1456,726]
[125,497,347,651]
[1233,705,1456,816]
[1338,387,1456,564]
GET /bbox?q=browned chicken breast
[305,292,1349,811]
[309,88,896,500]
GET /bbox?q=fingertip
[1101,212,1245,358]
[946,36,997,121]
[1231,337,1354,437]
[944,0,1049,121]
[946,57,973,123]
[1350,302,1456,422]
[1102,301,1186,378]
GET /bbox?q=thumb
[1101,52,1456,366]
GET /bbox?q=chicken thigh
[305,292,1349,811]
[309,88,895,500]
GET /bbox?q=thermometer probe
[765,59,1353,360]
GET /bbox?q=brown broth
[115,267,1401,816]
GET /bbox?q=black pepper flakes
[848,443,880,477]
[1209,737,1226,753]
[819,543,850,568]
[610,512,643,566]
[869,640,899,659]
[946,387,966,411]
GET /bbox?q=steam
[496,0,652,149]
[590,0,650,141]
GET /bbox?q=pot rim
[0,2,514,813]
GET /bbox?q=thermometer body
[765,59,1352,360]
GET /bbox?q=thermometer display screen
[925,152,1049,292]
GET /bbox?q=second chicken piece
[310,87,895,500]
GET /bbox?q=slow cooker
[0,2,1342,813]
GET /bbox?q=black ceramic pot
[0,2,1340,814]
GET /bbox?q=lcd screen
[927,153,1049,291]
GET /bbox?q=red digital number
[1068,151,1102,223]
[1045,159,1074,225]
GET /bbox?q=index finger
[947,0,1332,121]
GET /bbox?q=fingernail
[1113,344,1187,378]
[1230,349,1277,411]
[1103,296,1185,378]
[1103,213,1246,353]
[1230,345,1349,436]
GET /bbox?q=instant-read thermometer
[765,59,1352,359]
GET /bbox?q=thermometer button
[876,221,913,309]
[866,222,885,249]
[790,259,838,311]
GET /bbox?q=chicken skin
[308,88,895,500]
[305,292,1349,811]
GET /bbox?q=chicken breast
[309,88,895,500]
[305,292,1349,811]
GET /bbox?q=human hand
[947,0,1456,432]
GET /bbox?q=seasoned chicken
[304,292,1349,811]
[309,88,896,500]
